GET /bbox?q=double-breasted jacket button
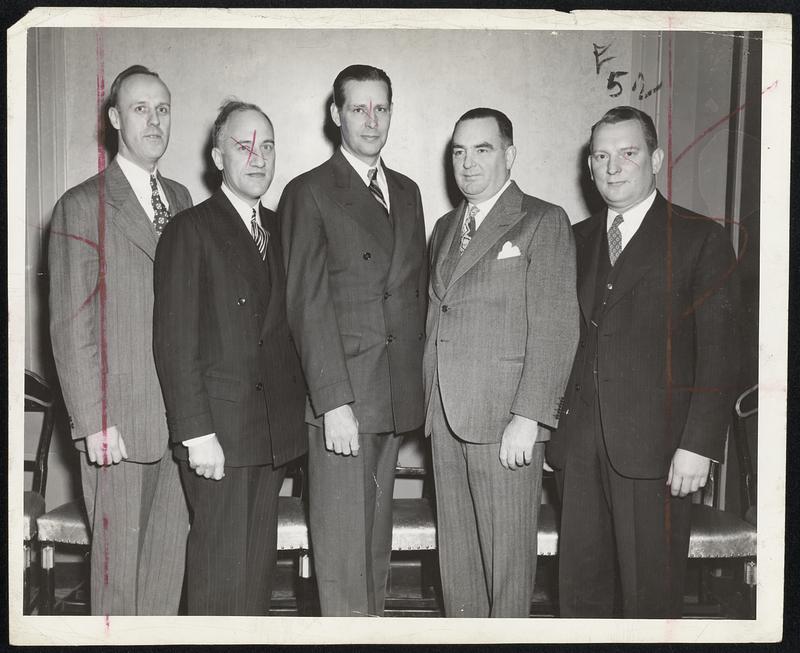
[255,382,264,391]
[258,339,264,347]
[607,283,613,290]
[441,305,449,313]
[383,291,391,300]
[386,335,395,344]
[237,297,246,306]
[362,251,372,260]
[574,383,581,392]
[417,332,424,341]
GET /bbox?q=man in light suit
[153,101,307,615]
[280,64,427,617]
[49,65,191,615]
[546,106,741,618]
[424,108,579,617]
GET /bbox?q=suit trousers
[307,424,401,617]
[179,461,286,615]
[555,394,692,618]
[431,398,544,617]
[80,451,188,615]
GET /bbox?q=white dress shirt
[116,153,169,222]
[466,178,512,231]
[605,189,657,252]
[340,146,391,213]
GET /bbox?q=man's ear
[330,102,342,128]
[587,157,594,181]
[211,147,224,172]
[504,145,517,170]
[651,147,665,175]
[108,106,120,131]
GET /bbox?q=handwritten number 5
[606,71,629,98]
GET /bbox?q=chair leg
[23,541,31,615]
[39,543,55,615]
[297,552,313,616]
[744,560,756,619]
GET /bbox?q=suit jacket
[546,192,741,478]
[424,182,579,443]
[279,150,427,434]
[153,190,307,468]
[49,158,192,463]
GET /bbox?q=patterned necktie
[460,204,479,254]
[368,167,389,213]
[150,175,171,235]
[608,213,624,265]
[250,208,268,261]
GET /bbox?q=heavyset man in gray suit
[280,64,427,616]
[49,65,191,615]
[424,108,579,617]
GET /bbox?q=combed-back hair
[332,64,392,108]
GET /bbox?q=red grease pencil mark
[96,28,111,632]
[48,231,101,316]
[245,129,256,166]
[232,132,263,165]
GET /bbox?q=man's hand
[667,448,711,497]
[187,435,226,480]
[499,415,538,470]
[85,425,128,465]
[323,405,360,456]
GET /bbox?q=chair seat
[24,491,46,541]
[688,504,757,558]
[37,500,90,545]
[392,498,436,550]
[537,504,559,556]
[276,496,309,551]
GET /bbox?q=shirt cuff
[183,433,216,447]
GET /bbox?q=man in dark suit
[279,64,427,617]
[546,106,741,618]
[424,108,579,617]
[49,65,191,615]
[153,100,307,615]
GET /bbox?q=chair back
[24,370,56,497]
[732,384,757,520]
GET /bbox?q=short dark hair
[332,64,392,109]
[212,99,273,149]
[107,65,162,110]
[589,106,659,154]
[454,108,514,146]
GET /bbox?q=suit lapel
[447,182,526,288]
[384,165,416,290]
[327,150,393,255]
[260,207,284,335]
[575,213,605,324]
[430,207,461,299]
[604,193,667,311]
[208,191,269,305]
[104,159,158,260]
[158,172,187,215]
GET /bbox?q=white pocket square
[497,241,521,259]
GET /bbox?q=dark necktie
[460,205,479,254]
[368,167,389,213]
[608,213,624,265]
[250,207,268,260]
[150,175,171,234]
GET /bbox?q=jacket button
[255,382,263,391]
[362,251,372,260]
[417,332,424,340]
[415,289,420,298]
[441,305,448,312]
[580,340,586,348]
[383,291,391,300]
[237,297,246,306]
[258,339,264,347]
[574,383,581,392]
[386,335,395,344]
[607,283,613,290]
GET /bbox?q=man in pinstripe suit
[49,65,191,615]
[424,108,579,617]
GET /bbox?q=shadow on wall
[577,142,607,221]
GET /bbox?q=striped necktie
[250,208,268,260]
[460,204,479,254]
[368,167,389,213]
[608,213,624,265]
[150,174,171,234]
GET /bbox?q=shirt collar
[221,182,260,226]
[340,146,383,186]
[468,178,512,223]
[606,189,657,231]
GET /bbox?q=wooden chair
[23,370,56,614]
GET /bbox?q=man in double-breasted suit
[280,64,427,617]
[153,101,306,615]
[546,106,741,618]
[49,65,191,615]
[424,108,579,617]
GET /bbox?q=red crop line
[232,133,263,163]
[672,79,779,169]
[49,229,100,251]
